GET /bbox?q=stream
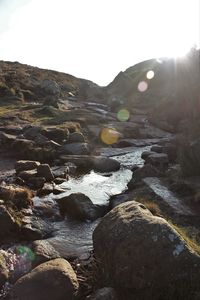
[33,146,150,259]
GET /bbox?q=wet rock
[68,132,85,143]
[145,153,169,170]
[151,145,163,153]
[93,157,120,173]
[93,201,200,299]
[89,287,119,300]
[53,177,66,185]
[28,177,46,189]
[32,240,60,267]
[36,183,54,197]
[51,166,69,178]
[18,169,38,181]
[15,160,40,173]
[37,164,54,182]
[10,258,79,300]
[128,164,161,189]
[141,150,155,160]
[59,143,90,155]
[57,193,106,221]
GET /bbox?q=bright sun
[0,0,199,85]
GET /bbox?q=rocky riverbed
[0,58,200,299]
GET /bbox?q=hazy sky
[0,0,199,85]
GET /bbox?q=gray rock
[151,145,163,153]
[10,258,79,300]
[37,164,54,182]
[92,157,120,173]
[18,169,38,181]
[57,193,106,221]
[15,160,40,173]
[32,240,60,267]
[128,164,161,189]
[93,201,200,299]
[44,127,69,144]
[68,132,85,143]
[40,79,61,96]
[146,153,169,169]
[28,177,46,189]
[59,143,90,155]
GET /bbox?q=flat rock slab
[143,177,195,216]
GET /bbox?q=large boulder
[10,258,79,300]
[40,79,61,96]
[57,193,106,221]
[93,201,200,299]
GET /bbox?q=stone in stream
[141,150,155,160]
[37,164,54,182]
[18,169,38,181]
[59,142,90,155]
[93,201,200,300]
[57,193,107,221]
[27,177,46,189]
[10,258,79,300]
[151,145,163,153]
[15,160,40,173]
[128,164,161,190]
[145,153,169,170]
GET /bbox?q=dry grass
[135,198,161,216]
[170,222,200,256]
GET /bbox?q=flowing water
[34,146,150,259]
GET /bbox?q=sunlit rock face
[93,201,200,300]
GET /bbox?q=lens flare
[16,246,35,262]
[117,109,130,122]
[138,81,148,92]
[100,127,120,145]
[146,70,155,79]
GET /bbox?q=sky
[0,0,199,86]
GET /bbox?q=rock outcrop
[93,201,200,299]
